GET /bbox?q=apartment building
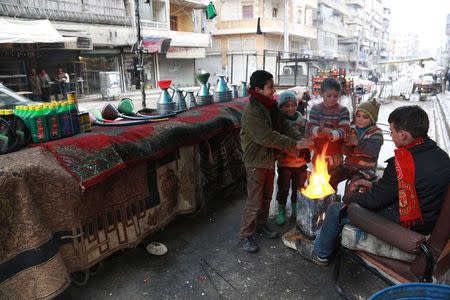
[0,0,210,95]
[200,0,391,83]
[196,0,318,84]
[336,0,390,71]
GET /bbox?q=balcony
[168,30,210,48]
[319,0,350,16]
[346,0,364,8]
[141,20,169,30]
[317,17,351,37]
[337,49,349,60]
[303,0,318,9]
[169,0,208,9]
[213,18,317,39]
[345,15,363,26]
[0,0,130,26]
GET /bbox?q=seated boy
[296,105,450,266]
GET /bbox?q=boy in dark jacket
[296,105,450,266]
[329,98,384,190]
[239,70,313,253]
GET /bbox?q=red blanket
[44,100,248,190]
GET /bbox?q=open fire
[301,144,335,199]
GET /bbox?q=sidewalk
[435,92,450,154]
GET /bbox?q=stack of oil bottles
[13,100,89,143]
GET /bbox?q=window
[272,8,278,18]
[242,5,253,19]
[297,9,303,24]
[170,16,177,31]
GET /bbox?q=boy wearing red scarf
[239,70,313,253]
[295,105,450,266]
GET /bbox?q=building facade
[197,0,318,84]
[0,0,211,96]
[201,0,391,84]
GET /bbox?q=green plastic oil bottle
[67,100,80,135]
[44,103,61,140]
[29,105,49,143]
[58,101,74,138]
[20,105,32,134]
[7,108,27,146]
[0,110,9,152]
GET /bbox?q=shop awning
[0,19,64,44]
[140,37,172,53]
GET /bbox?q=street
[65,94,450,300]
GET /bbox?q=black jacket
[344,138,450,234]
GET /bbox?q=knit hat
[356,98,380,123]
[277,90,298,108]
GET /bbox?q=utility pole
[283,0,289,57]
[134,0,147,108]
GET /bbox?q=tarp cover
[0,19,64,44]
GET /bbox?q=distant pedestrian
[29,68,41,101]
[297,89,311,117]
[55,67,70,100]
[447,71,450,92]
[39,68,51,102]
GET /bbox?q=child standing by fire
[306,77,350,175]
[275,91,310,225]
[239,70,313,253]
[329,98,384,191]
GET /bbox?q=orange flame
[301,144,335,199]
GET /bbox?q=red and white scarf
[248,88,276,110]
[394,137,424,228]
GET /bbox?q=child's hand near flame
[316,127,332,139]
[296,138,314,149]
[345,130,358,146]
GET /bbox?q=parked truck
[278,62,318,87]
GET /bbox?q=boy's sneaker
[295,239,329,267]
[240,236,259,253]
[258,224,279,239]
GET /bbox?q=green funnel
[196,73,210,84]
[88,108,104,121]
[118,98,134,115]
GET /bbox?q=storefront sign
[141,37,171,53]
[40,36,93,50]
[76,37,93,49]
[166,47,205,59]
[64,37,93,50]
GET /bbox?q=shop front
[0,19,65,94]
[123,51,158,92]
[80,48,123,95]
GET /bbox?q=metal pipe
[245,54,249,82]
[135,0,146,108]
[230,54,234,84]
[283,0,289,56]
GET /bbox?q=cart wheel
[87,261,103,276]
[70,270,90,286]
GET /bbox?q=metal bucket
[296,192,334,240]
